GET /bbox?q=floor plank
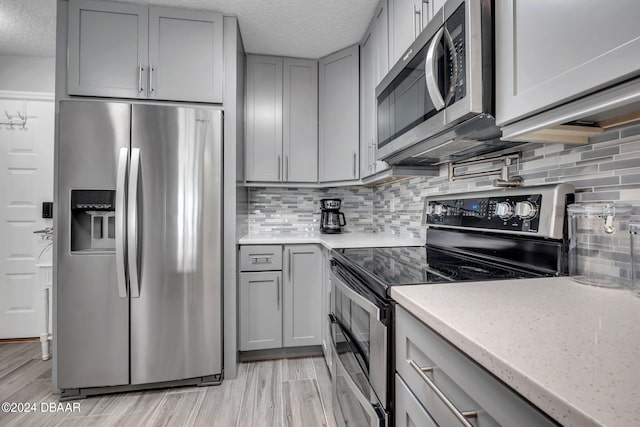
[0,343,41,379]
[283,379,327,427]
[192,363,248,427]
[237,360,282,427]
[0,358,50,401]
[281,357,316,382]
[0,343,336,427]
[100,390,166,427]
[146,389,206,427]
[312,356,337,427]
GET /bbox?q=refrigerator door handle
[128,148,141,298]
[115,147,128,298]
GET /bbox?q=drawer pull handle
[408,359,478,427]
[250,256,272,264]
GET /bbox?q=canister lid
[567,202,632,217]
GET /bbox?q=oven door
[330,260,389,425]
[331,315,386,427]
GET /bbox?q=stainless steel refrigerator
[55,100,222,398]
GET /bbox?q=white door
[0,98,54,338]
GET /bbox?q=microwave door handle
[443,28,459,106]
[425,27,446,111]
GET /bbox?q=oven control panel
[424,194,542,233]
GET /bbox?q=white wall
[0,55,55,93]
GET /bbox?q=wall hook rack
[1,110,29,130]
[448,153,524,187]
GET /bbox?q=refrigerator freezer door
[130,105,223,384]
[57,101,131,389]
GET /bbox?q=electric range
[328,184,575,427]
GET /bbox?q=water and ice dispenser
[70,190,116,252]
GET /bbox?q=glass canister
[631,222,640,296]
[567,203,632,288]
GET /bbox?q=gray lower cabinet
[395,374,438,427]
[67,0,222,102]
[395,306,557,426]
[320,247,332,371]
[239,271,282,351]
[245,56,318,183]
[239,244,322,352]
[319,45,360,182]
[495,0,640,125]
[283,245,322,347]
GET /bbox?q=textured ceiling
[0,0,378,59]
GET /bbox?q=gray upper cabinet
[245,56,318,183]
[239,271,283,351]
[148,7,223,103]
[283,245,322,347]
[283,59,319,183]
[496,0,640,126]
[67,0,223,103]
[245,55,283,182]
[361,0,390,179]
[319,45,360,182]
[389,0,444,68]
[68,0,148,98]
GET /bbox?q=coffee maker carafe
[320,199,346,234]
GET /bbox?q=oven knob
[515,201,537,219]
[495,202,513,219]
[433,204,447,216]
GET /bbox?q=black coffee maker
[320,199,347,234]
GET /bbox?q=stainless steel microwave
[376,0,518,166]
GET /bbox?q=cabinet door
[68,0,148,98]
[148,7,223,103]
[389,0,421,66]
[283,245,322,347]
[245,55,283,182]
[360,29,375,179]
[318,45,360,182]
[420,0,446,30]
[321,248,332,372]
[496,0,640,125]
[239,272,283,351]
[283,59,318,183]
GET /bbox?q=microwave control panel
[424,194,542,233]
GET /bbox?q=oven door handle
[331,270,381,322]
[331,337,386,427]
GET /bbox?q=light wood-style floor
[0,342,336,427]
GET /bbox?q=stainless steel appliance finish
[423,184,575,240]
[56,100,223,396]
[375,0,520,166]
[328,184,574,426]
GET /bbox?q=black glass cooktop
[332,246,544,297]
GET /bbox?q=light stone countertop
[391,277,640,427]
[238,231,424,249]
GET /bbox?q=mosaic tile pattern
[373,130,640,240]
[248,187,374,233]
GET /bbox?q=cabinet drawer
[395,374,438,427]
[239,245,283,271]
[395,306,557,427]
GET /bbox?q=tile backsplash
[248,187,373,233]
[373,127,640,240]
[247,125,640,238]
